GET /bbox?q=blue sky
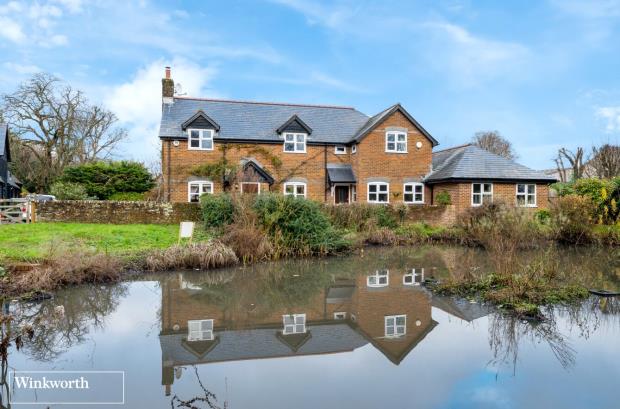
[1,0,620,169]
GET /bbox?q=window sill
[384,151,408,154]
[188,147,214,151]
[404,202,425,205]
[283,151,307,154]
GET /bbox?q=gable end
[182,110,220,131]
[276,114,313,135]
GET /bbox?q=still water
[2,246,619,408]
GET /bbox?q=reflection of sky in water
[5,246,620,409]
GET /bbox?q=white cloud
[2,62,42,74]
[550,0,620,18]
[52,0,84,14]
[0,1,23,14]
[270,0,356,28]
[104,58,220,161]
[0,16,25,43]
[39,33,68,47]
[596,106,620,132]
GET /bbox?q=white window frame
[471,183,493,206]
[367,269,389,287]
[403,182,424,204]
[282,314,306,334]
[403,268,424,286]
[187,129,214,151]
[385,131,407,153]
[334,145,347,155]
[385,315,406,338]
[283,132,307,153]
[187,319,214,341]
[367,182,389,203]
[352,144,357,154]
[283,182,306,198]
[333,312,347,320]
[240,182,261,194]
[188,181,213,202]
[516,184,537,207]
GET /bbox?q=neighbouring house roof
[431,296,490,322]
[159,97,370,144]
[7,171,21,188]
[0,123,9,160]
[159,97,439,146]
[326,164,356,184]
[425,144,557,184]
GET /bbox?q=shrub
[60,161,155,199]
[145,241,238,271]
[550,195,594,244]
[366,227,398,245]
[221,223,273,263]
[550,182,575,196]
[49,181,89,200]
[201,194,234,228]
[323,203,397,231]
[253,194,349,256]
[535,209,551,225]
[108,192,145,201]
[375,205,398,228]
[435,191,452,205]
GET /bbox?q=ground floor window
[188,181,213,202]
[368,182,389,203]
[334,312,347,320]
[385,315,406,338]
[403,268,424,286]
[471,183,493,206]
[187,319,214,341]
[516,184,536,207]
[404,182,424,203]
[283,314,306,334]
[283,182,306,198]
[367,269,389,287]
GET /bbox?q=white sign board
[179,221,195,239]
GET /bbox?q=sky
[1,0,620,170]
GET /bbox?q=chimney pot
[165,66,171,79]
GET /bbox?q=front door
[335,186,350,204]
[241,182,260,194]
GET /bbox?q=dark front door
[242,183,259,194]
[335,186,350,204]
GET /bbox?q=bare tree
[472,131,517,160]
[555,147,586,182]
[1,73,127,192]
[588,144,620,179]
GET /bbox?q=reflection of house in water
[159,268,438,395]
[431,296,491,322]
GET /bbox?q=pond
[1,246,619,408]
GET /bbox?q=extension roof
[425,144,557,183]
[159,97,438,146]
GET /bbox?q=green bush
[323,203,398,231]
[253,193,349,256]
[550,195,594,244]
[535,209,551,225]
[550,182,575,196]
[375,205,398,228]
[60,161,155,199]
[49,181,89,200]
[435,191,452,205]
[108,192,145,201]
[201,194,235,228]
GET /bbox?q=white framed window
[334,145,347,155]
[516,184,536,207]
[404,183,424,204]
[188,181,213,202]
[282,314,306,334]
[351,185,357,202]
[472,183,493,206]
[188,129,214,150]
[385,315,406,338]
[187,319,214,341]
[283,182,306,198]
[367,269,389,287]
[283,132,306,153]
[334,312,347,320]
[352,144,357,154]
[385,131,407,153]
[368,182,389,203]
[403,268,424,286]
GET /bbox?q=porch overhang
[326,164,356,185]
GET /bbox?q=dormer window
[187,319,214,341]
[188,129,214,150]
[386,131,407,153]
[334,145,347,155]
[283,133,306,153]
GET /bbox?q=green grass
[0,223,211,262]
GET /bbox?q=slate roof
[431,296,490,322]
[160,323,368,366]
[159,97,370,144]
[326,164,356,183]
[0,124,7,157]
[425,144,557,183]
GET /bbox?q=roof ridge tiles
[173,96,358,110]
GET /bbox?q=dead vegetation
[145,241,238,271]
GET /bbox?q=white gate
[0,199,33,224]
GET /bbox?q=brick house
[159,68,556,210]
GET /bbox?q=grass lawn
[0,222,210,262]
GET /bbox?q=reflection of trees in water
[7,283,128,362]
[488,310,576,374]
[170,366,227,409]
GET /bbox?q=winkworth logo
[9,371,124,405]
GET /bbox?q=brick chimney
[162,66,174,99]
